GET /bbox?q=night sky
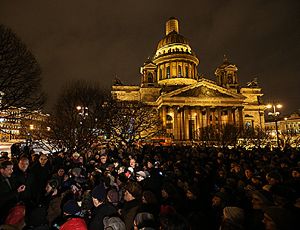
[0,0,299,114]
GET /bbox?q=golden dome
[157,31,189,50]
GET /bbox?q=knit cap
[63,200,81,215]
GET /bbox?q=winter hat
[91,185,106,201]
[103,216,126,230]
[214,191,229,203]
[63,200,81,215]
[48,179,59,189]
[125,181,142,199]
[72,152,80,158]
[72,167,82,176]
[5,204,25,225]
[136,171,147,179]
[251,190,274,206]
[223,207,244,224]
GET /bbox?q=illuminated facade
[112,17,265,141]
[0,107,49,141]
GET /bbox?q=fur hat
[63,200,81,215]
[103,216,125,230]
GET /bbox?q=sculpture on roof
[246,77,259,88]
[113,77,123,86]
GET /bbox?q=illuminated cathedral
[112,17,265,141]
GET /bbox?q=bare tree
[0,25,45,112]
[45,80,109,152]
[196,124,240,147]
[107,101,163,148]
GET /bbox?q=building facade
[112,17,265,141]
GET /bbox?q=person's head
[291,167,300,178]
[72,167,81,177]
[124,181,142,202]
[91,185,106,207]
[266,171,282,186]
[18,157,29,172]
[107,188,119,205]
[0,160,14,177]
[142,190,157,204]
[186,185,199,200]
[263,206,295,230]
[72,152,80,160]
[251,190,273,210]
[63,200,81,216]
[159,213,190,230]
[147,159,154,169]
[45,179,58,194]
[223,206,244,225]
[39,154,48,167]
[100,154,107,164]
[57,168,65,177]
[130,158,136,168]
[136,171,147,182]
[103,216,126,230]
[212,192,228,208]
[244,168,254,179]
[134,212,155,230]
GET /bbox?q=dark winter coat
[89,203,117,230]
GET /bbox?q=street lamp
[266,103,282,148]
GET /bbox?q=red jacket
[60,217,87,230]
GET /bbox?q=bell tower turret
[140,57,157,87]
[215,55,239,91]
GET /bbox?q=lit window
[167,66,170,79]
[178,65,182,77]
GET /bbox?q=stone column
[233,108,236,125]
[162,106,167,128]
[173,107,178,140]
[212,108,216,126]
[196,108,201,139]
[184,108,190,140]
[228,108,233,124]
[180,107,185,140]
[238,107,244,129]
[218,107,222,129]
[206,107,210,126]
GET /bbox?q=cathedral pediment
[161,79,245,99]
[174,85,232,98]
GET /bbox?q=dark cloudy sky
[0,0,299,114]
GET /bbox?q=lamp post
[266,103,282,148]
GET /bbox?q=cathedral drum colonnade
[112,17,265,141]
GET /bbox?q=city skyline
[0,0,299,114]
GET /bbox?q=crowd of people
[0,144,300,230]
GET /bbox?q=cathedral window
[147,73,153,83]
[159,69,162,80]
[185,66,189,77]
[178,65,182,77]
[167,66,170,79]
